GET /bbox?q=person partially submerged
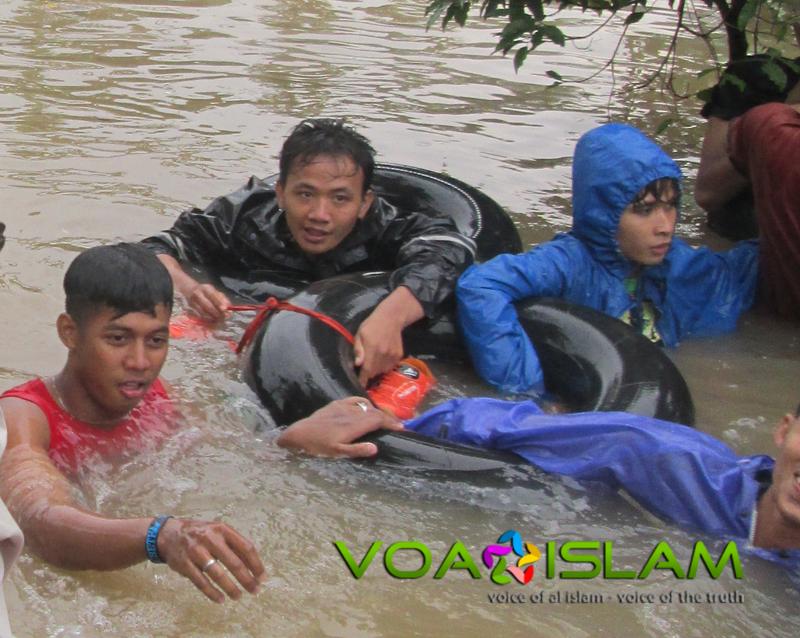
[0,243,402,603]
[456,123,758,395]
[141,118,476,385]
[403,397,800,559]
[695,54,800,322]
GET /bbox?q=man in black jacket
[142,118,475,384]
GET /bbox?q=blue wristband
[145,515,173,563]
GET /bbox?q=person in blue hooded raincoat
[402,398,800,577]
[457,123,759,395]
[276,394,800,572]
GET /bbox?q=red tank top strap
[0,378,61,424]
[1,377,174,475]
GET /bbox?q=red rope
[229,298,355,354]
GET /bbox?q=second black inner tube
[243,272,695,470]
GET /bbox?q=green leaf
[546,69,563,80]
[442,4,458,28]
[540,24,566,46]
[495,15,537,52]
[425,1,446,29]
[624,9,645,24]
[654,117,675,136]
[762,60,789,92]
[495,33,524,54]
[503,15,537,36]
[696,87,713,103]
[720,73,747,92]
[514,46,529,70]
[783,58,800,74]
[443,2,470,28]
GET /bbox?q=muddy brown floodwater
[0,1,798,636]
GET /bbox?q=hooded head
[570,123,682,273]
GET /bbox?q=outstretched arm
[0,397,265,603]
[407,398,766,539]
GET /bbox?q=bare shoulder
[0,395,51,449]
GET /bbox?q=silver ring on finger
[201,558,218,573]
[354,399,370,413]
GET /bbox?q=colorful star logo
[482,530,542,585]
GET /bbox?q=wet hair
[278,118,376,193]
[630,178,681,213]
[64,243,173,326]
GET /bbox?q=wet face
[770,413,800,531]
[276,154,374,256]
[616,185,678,266]
[62,304,170,421]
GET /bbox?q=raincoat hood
[570,123,683,272]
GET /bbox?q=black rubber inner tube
[370,163,522,261]
[243,272,695,471]
[225,163,693,470]
[243,272,522,471]
[514,298,695,424]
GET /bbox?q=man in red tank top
[0,243,402,606]
[0,244,267,604]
